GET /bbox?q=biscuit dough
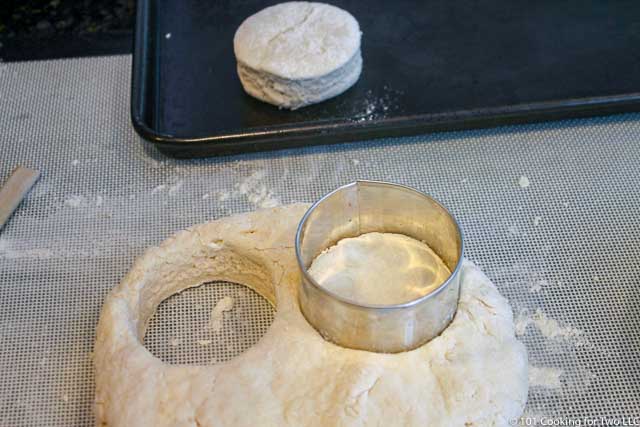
[94,204,528,427]
[233,2,362,109]
[308,232,452,305]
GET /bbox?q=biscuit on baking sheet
[233,2,362,109]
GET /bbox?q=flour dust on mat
[208,296,234,333]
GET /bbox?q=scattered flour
[236,171,280,208]
[529,279,547,293]
[169,337,183,347]
[63,195,105,208]
[0,241,101,259]
[533,216,542,226]
[529,366,563,389]
[139,157,167,170]
[151,184,167,194]
[71,160,79,166]
[351,159,360,166]
[516,308,586,345]
[353,87,402,121]
[64,195,87,208]
[533,312,583,341]
[151,181,183,195]
[514,313,530,336]
[0,238,56,259]
[168,180,183,195]
[165,33,172,39]
[208,296,234,333]
[138,170,281,208]
[579,368,598,387]
[518,176,530,188]
[197,340,212,346]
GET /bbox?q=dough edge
[94,203,528,427]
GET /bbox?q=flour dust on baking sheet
[144,281,275,365]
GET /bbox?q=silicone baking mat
[0,56,639,426]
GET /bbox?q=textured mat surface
[0,56,639,426]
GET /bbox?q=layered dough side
[237,51,362,110]
[94,203,528,427]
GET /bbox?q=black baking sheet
[132,0,640,157]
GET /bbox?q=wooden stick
[0,166,41,231]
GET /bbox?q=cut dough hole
[143,281,275,365]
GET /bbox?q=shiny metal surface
[295,180,464,353]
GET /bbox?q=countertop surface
[0,0,133,61]
[1,56,639,426]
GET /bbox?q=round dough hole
[143,281,275,365]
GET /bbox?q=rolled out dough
[308,232,452,305]
[94,204,528,426]
[233,2,362,109]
